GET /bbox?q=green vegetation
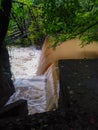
[42,0,98,47]
[5,0,45,47]
[2,0,98,47]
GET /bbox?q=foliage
[42,0,98,47]
[28,3,45,45]
[5,0,45,47]
[3,0,98,47]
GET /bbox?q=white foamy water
[8,46,41,79]
[7,46,46,114]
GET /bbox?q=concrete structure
[36,37,98,111]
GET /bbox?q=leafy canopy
[1,0,98,47]
[5,0,45,46]
[42,0,98,47]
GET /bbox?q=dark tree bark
[0,0,15,108]
[0,0,12,45]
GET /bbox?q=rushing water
[6,46,46,114]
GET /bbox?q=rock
[0,99,28,118]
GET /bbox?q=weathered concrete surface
[36,37,98,112]
[59,59,98,115]
[37,38,98,75]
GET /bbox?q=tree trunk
[0,0,15,108]
[0,0,12,45]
